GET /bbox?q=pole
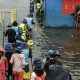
[2,20,5,48]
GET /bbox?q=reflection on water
[36,28,80,80]
[0,0,80,79]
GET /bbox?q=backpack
[46,64,72,80]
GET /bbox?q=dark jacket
[5,28,16,43]
[34,68,44,77]
[44,59,62,73]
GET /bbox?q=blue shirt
[12,26,18,35]
[26,17,33,29]
[22,49,29,63]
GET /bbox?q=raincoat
[0,47,8,80]
[19,23,28,40]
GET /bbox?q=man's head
[49,50,61,62]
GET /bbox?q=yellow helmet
[27,40,33,47]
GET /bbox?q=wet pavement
[0,0,80,80]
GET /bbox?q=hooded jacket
[0,47,8,80]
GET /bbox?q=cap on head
[48,50,53,55]
[5,43,13,53]
[49,50,61,58]
[22,19,27,24]
[32,58,42,68]
[15,46,22,53]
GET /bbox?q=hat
[0,47,5,53]
[5,43,13,53]
[21,42,28,49]
[48,50,53,55]
[33,58,42,68]
[15,46,22,52]
[27,14,30,17]
[22,19,27,24]
[50,50,61,57]
[7,24,12,28]
[27,40,33,47]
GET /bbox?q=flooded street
[0,0,80,80]
[32,25,80,80]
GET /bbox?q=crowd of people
[30,0,44,25]
[0,45,72,80]
[0,14,34,80]
[0,1,73,80]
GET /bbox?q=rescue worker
[19,19,29,41]
[5,24,16,43]
[36,0,42,18]
[30,58,46,80]
[0,47,8,80]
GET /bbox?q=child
[30,58,46,80]
[0,47,8,80]
[21,42,31,80]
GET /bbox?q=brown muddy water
[32,25,80,80]
[0,0,80,80]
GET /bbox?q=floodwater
[33,25,80,80]
[0,0,80,80]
